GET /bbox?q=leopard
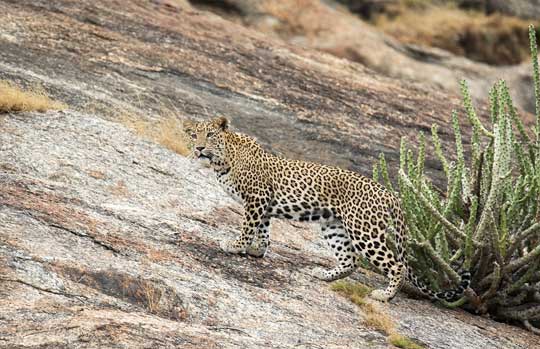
[183,116,470,302]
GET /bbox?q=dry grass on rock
[120,112,191,157]
[0,80,66,113]
[373,3,537,65]
[331,280,425,349]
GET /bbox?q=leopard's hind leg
[343,217,406,302]
[311,220,361,281]
[367,250,406,302]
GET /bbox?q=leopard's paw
[247,241,268,258]
[219,239,247,254]
[310,267,331,281]
[369,289,391,302]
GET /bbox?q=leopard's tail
[389,199,471,302]
[406,266,471,302]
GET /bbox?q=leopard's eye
[207,131,215,138]
[191,133,197,139]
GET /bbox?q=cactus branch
[399,169,479,246]
[501,260,540,297]
[460,80,494,138]
[418,239,461,284]
[504,243,540,274]
[509,222,540,255]
[529,24,540,141]
[475,124,502,241]
[498,304,540,321]
[481,262,501,301]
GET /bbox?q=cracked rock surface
[1,111,538,348]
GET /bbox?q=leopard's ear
[213,116,229,131]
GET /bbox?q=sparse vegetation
[337,0,539,65]
[372,2,538,65]
[121,112,191,157]
[331,280,426,348]
[374,25,540,332]
[134,279,163,314]
[0,80,66,113]
[330,279,371,305]
[388,333,426,349]
[362,302,395,335]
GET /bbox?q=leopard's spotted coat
[184,117,470,301]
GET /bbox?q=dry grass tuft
[362,302,396,334]
[373,2,537,65]
[331,280,425,349]
[134,279,163,314]
[120,111,191,157]
[0,80,66,113]
[388,333,426,349]
[153,117,191,156]
[330,279,371,306]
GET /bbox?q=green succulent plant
[374,25,540,333]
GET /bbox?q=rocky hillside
[0,0,538,348]
[2,111,538,348]
[187,0,538,114]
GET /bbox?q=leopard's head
[183,117,229,163]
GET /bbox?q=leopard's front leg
[220,196,269,255]
[246,215,270,258]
